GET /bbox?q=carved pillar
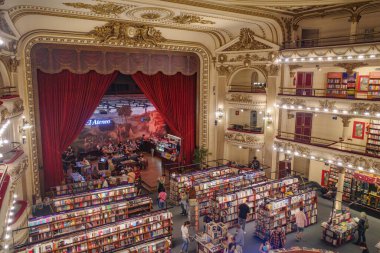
[265,64,279,178]
[339,116,352,141]
[349,13,361,42]
[335,167,345,211]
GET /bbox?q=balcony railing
[278,87,380,101]
[282,32,380,49]
[0,86,18,98]
[228,125,264,134]
[228,83,266,93]
[276,131,378,158]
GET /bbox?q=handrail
[0,165,8,191]
[228,84,266,93]
[279,87,380,100]
[282,31,380,49]
[227,127,264,134]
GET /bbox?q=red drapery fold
[37,70,118,189]
[131,72,196,164]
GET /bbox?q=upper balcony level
[282,32,380,50]
[228,82,266,94]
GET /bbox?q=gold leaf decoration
[334,62,368,75]
[90,21,165,46]
[63,2,126,15]
[225,28,271,51]
[140,13,161,20]
[172,14,215,24]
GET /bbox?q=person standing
[235,224,244,249]
[259,240,271,253]
[251,156,261,170]
[238,201,250,232]
[295,206,307,241]
[270,226,286,250]
[127,169,136,184]
[158,189,167,209]
[180,191,188,216]
[356,212,369,244]
[181,221,191,253]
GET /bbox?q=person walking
[158,189,167,209]
[238,200,250,232]
[235,224,244,248]
[295,206,307,241]
[181,221,191,253]
[270,226,286,249]
[180,191,188,216]
[356,212,369,244]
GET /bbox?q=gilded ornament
[334,62,368,75]
[63,2,126,15]
[319,100,336,110]
[280,98,306,106]
[289,64,302,72]
[216,65,237,76]
[227,94,253,103]
[13,99,24,114]
[225,28,271,51]
[0,108,9,122]
[230,53,267,62]
[90,21,165,46]
[267,64,279,76]
[172,14,215,24]
[140,13,161,20]
[0,55,19,73]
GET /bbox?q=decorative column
[349,12,361,42]
[335,167,346,211]
[264,64,280,179]
[340,116,352,141]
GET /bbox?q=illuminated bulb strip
[278,54,378,63]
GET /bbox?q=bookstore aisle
[169,197,380,253]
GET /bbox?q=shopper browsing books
[181,221,191,253]
[180,191,188,216]
[238,201,250,232]
[355,212,369,245]
[158,189,167,209]
[270,226,286,249]
[235,224,244,248]
[295,206,307,241]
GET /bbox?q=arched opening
[228,68,266,93]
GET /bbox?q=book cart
[23,196,152,243]
[195,222,228,253]
[15,210,173,253]
[212,177,300,228]
[321,210,357,246]
[52,185,137,212]
[255,190,318,240]
[169,166,238,203]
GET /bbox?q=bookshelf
[368,71,380,99]
[169,166,237,203]
[26,196,152,243]
[255,190,318,240]
[326,72,345,98]
[16,210,173,253]
[343,72,357,99]
[194,171,266,215]
[52,185,137,212]
[321,211,357,246]
[52,179,110,196]
[212,177,299,228]
[366,119,380,156]
[356,75,369,99]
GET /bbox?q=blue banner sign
[86,119,111,126]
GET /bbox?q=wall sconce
[19,116,32,144]
[215,108,224,125]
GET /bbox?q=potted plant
[193,146,211,169]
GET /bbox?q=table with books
[195,222,227,253]
[321,210,357,246]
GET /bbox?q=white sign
[86,119,111,126]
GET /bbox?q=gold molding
[319,100,336,110]
[280,97,306,106]
[90,21,165,46]
[63,2,127,15]
[224,28,271,51]
[229,53,267,62]
[334,62,368,75]
[267,64,279,76]
[172,14,215,24]
[22,32,211,198]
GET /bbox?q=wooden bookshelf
[169,166,237,203]
[367,119,380,156]
[326,72,346,98]
[26,196,152,243]
[52,179,114,196]
[212,177,300,228]
[16,210,173,253]
[343,72,357,99]
[255,190,318,240]
[368,71,380,99]
[356,75,369,99]
[52,185,137,212]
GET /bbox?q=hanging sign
[85,119,112,126]
[353,172,376,184]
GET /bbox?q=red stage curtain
[37,70,118,189]
[132,72,196,164]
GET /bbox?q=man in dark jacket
[238,200,250,232]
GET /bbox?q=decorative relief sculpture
[227,94,253,103]
[140,13,161,20]
[13,99,24,114]
[225,28,271,51]
[229,53,267,62]
[224,131,261,145]
[172,14,215,24]
[267,64,279,76]
[90,21,165,46]
[0,108,9,122]
[319,100,336,110]
[334,62,368,75]
[280,98,306,106]
[216,65,237,76]
[350,102,380,114]
[63,2,127,15]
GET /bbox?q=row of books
[52,179,105,196]
[16,210,173,253]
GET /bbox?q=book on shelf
[17,210,173,253]
[368,72,380,99]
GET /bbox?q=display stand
[321,210,357,246]
[213,177,299,228]
[15,210,173,253]
[25,196,152,243]
[52,184,137,212]
[195,222,227,253]
[255,190,318,240]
